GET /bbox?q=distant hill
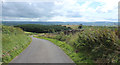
[2,21,118,26]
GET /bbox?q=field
[62,25,80,29]
[2,25,31,63]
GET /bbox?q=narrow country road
[10,36,74,63]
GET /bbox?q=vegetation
[78,24,82,29]
[35,25,120,63]
[62,25,79,29]
[15,24,71,33]
[0,25,2,63]
[70,28,120,63]
[2,23,119,64]
[24,31,39,36]
[2,25,31,63]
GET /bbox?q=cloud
[2,2,55,18]
[2,0,120,22]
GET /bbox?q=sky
[2,0,120,22]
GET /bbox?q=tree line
[15,24,71,33]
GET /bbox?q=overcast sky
[2,0,120,22]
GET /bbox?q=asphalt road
[10,36,74,63]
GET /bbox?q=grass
[0,25,2,63]
[34,36,93,65]
[2,26,31,63]
[24,31,38,35]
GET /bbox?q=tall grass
[2,25,31,63]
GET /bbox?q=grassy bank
[2,25,31,63]
[34,36,93,65]
[0,25,2,63]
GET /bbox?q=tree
[78,24,82,29]
[68,27,72,30]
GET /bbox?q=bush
[54,32,68,41]
[73,28,120,63]
[78,24,82,29]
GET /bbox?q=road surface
[10,36,74,63]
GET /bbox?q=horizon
[2,20,118,26]
[2,20,118,23]
[2,21,118,23]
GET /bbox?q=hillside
[2,25,31,63]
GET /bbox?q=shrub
[73,28,120,63]
[54,32,68,41]
[78,24,82,29]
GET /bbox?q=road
[10,36,74,63]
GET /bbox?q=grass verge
[2,26,32,63]
[34,36,93,65]
[2,37,32,63]
[4,37,32,63]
